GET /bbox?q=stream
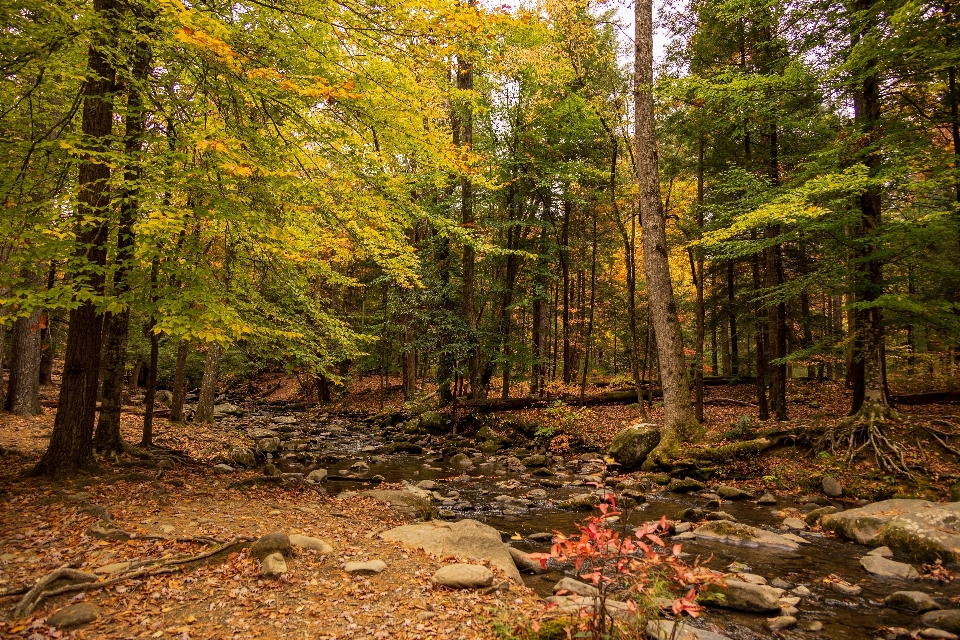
[223,406,960,639]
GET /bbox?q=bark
[531,219,550,396]
[33,0,116,477]
[194,342,222,424]
[7,308,43,417]
[38,261,58,386]
[635,0,698,468]
[561,200,572,384]
[691,133,706,423]
[751,233,770,420]
[141,259,160,446]
[727,260,739,375]
[765,125,787,421]
[0,323,5,410]
[579,210,598,404]
[169,339,189,422]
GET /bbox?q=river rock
[247,428,278,439]
[289,534,332,553]
[420,411,450,433]
[379,519,522,582]
[667,478,706,493]
[646,620,732,640]
[767,616,797,631]
[884,590,940,612]
[861,554,920,580]
[450,453,473,467]
[214,403,242,417]
[256,437,280,454]
[554,577,598,597]
[508,547,543,574]
[350,461,370,472]
[693,520,800,551]
[831,580,862,596]
[558,493,601,510]
[306,468,328,483]
[798,620,824,632]
[782,517,807,530]
[805,505,838,525]
[417,480,437,490]
[521,454,550,468]
[213,463,234,474]
[47,603,101,629]
[868,546,894,558]
[702,579,782,612]
[822,499,960,562]
[250,532,291,560]
[920,629,959,640]
[431,563,493,588]
[923,610,960,634]
[717,485,753,500]
[345,559,387,574]
[229,446,256,467]
[260,552,287,577]
[758,492,778,504]
[606,423,660,470]
[822,476,843,498]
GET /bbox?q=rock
[431,563,494,589]
[529,532,554,542]
[791,585,811,596]
[676,508,707,522]
[822,476,843,498]
[737,573,767,585]
[767,616,797,631]
[256,437,280,454]
[417,480,437,490]
[884,590,941,612]
[860,555,920,580]
[716,485,753,500]
[247,428,278,439]
[350,461,370,472]
[920,629,959,640]
[693,520,800,551]
[47,603,101,629]
[782,517,807,530]
[923,610,960,634]
[606,423,660,470]
[831,580,862,596]
[214,403,243,417]
[260,552,288,577]
[805,505,838,525]
[554,577,599,597]
[521,454,550,468]
[345,560,387,574]
[868,546,894,557]
[380,519,522,582]
[94,561,131,575]
[250,532,292,560]
[507,547,543,574]
[306,468,328,483]
[674,522,693,533]
[758,492,778,504]
[667,478,706,493]
[289,534,332,553]
[645,620,732,640]
[262,462,280,477]
[822,499,960,562]
[420,411,449,433]
[558,493,601,510]
[950,483,960,503]
[229,446,257,467]
[213,463,235,474]
[449,453,473,467]
[798,621,824,632]
[780,533,810,545]
[702,579,782,612]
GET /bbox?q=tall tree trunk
[636,0,698,468]
[561,200,573,384]
[692,132,706,422]
[751,233,770,420]
[169,339,189,422]
[33,0,116,477]
[727,260,739,375]
[194,342,222,424]
[580,209,598,404]
[7,308,43,417]
[531,216,550,397]
[38,261,58,386]
[141,260,160,446]
[765,124,788,421]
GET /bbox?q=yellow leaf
[510,532,522,540]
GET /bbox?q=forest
[1,0,960,637]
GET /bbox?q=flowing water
[248,409,960,639]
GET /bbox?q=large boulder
[885,591,940,613]
[860,555,920,580]
[419,411,450,433]
[822,499,960,562]
[646,620,732,640]
[701,579,782,612]
[379,519,522,582]
[607,423,661,470]
[923,610,960,634]
[693,520,800,551]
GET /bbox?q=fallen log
[892,392,960,405]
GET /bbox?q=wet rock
[798,620,824,632]
[822,499,960,562]
[416,480,437,490]
[674,531,696,540]
[521,454,550,468]
[860,555,920,580]
[667,478,706,493]
[558,493,601,510]
[758,492,778,504]
[791,585,811,596]
[677,508,707,522]
[450,453,474,467]
[527,488,547,499]
[256,437,280,454]
[262,463,280,477]
[800,502,822,514]
[780,533,810,545]
[782,517,807,530]
[674,522,693,533]
[770,578,792,589]
[306,468,328,483]
[737,573,767,585]
[606,423,660,470]
[508,547,543,574]
[289,534,332,553]
[229,446,257,467]
[920,629,959,640]
[884,590,940,612]
[693,520,800,551]
[707,511,736,521]
[805,505,838,526]
[431,563,493,589]
[923,610,960,634]
[554,577,598,597]
[767,616,797,631]
[47,603,101,629]
[830,580,862,596]
[350,461,370,472]
[213,463,235,474]
[645,620,732,640]
[438,509,457,519]
[345,559,387,574]
[716,485,753,500]
[868,546,894,558]
[260,552,287,577]
[822,476,843,498]
[702,579,782,612]
[380,519,522,582]
[251,532,291,560]
[420,411,450,433]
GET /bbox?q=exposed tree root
[821,402,910,476]
[9,536,253,617]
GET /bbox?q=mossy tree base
[823,400,909,475]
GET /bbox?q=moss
[531,619,574,640]
[706,521,755,539]
[879,528,955,564]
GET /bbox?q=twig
[925,428,960,458]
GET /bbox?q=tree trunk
[765,125,787,421]
[727,260,739,375]
[169,339,189,422]
[751,234,770,420]
[561,200,572,385]
[0,322,5,410]
[580,209,598,404]
[38,261,58,386]
[141,259,160,446]
[636,0,698,468]
[33,0,116,477]
[194,342,222,424]
[7,308,43,417]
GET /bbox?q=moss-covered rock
[607,423,661,470]
[558,493,601,510]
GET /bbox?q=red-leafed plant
[528,494,720,639]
